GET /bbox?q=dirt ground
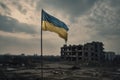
[0,62,120,80]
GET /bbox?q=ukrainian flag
[41,10,69,42]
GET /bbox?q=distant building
[114,55,120,65]
[61,41,104,63]
[104,52,115,62]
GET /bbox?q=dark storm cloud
[80,0,120,53]
[86,0,120,38]
[0,15,36,34]
[0,2,11,15]
[109,0,120,7]
[0,2,6,8]
[37,0,97,17]
[37,0,120,38]
[0,2,9,10]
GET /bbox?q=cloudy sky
[0,0,120,55]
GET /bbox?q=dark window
[72,47,76,51]
[86,48,88,50]
[66,57,71,61]
[72,57,76,61]
[84,58,88,61]
[68,47,71,50]
[65,52,67,55]
[78,46,82,50]
[91,58,94,61]
[78,52,82,56]
[79,57,82,60]
[84,52,88,56]
[91,48,93,50]
[69,52,71,55]
[91,53,94,56]
[72,52,76,55]
[95,58,98,61]
[95,49,98,52]
[95,54,98,57]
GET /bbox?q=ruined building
[61,42,104,63]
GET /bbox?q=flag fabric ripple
[41,10,69,42]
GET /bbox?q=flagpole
[41,9,43,80]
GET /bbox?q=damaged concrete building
[61,42,104,63]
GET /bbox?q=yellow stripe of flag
[41,10,69,42]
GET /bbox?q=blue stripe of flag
[42,10,69,31]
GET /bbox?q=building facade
[61,42,104,63]
[104,52,115,62]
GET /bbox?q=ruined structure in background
[61,42,105,63]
